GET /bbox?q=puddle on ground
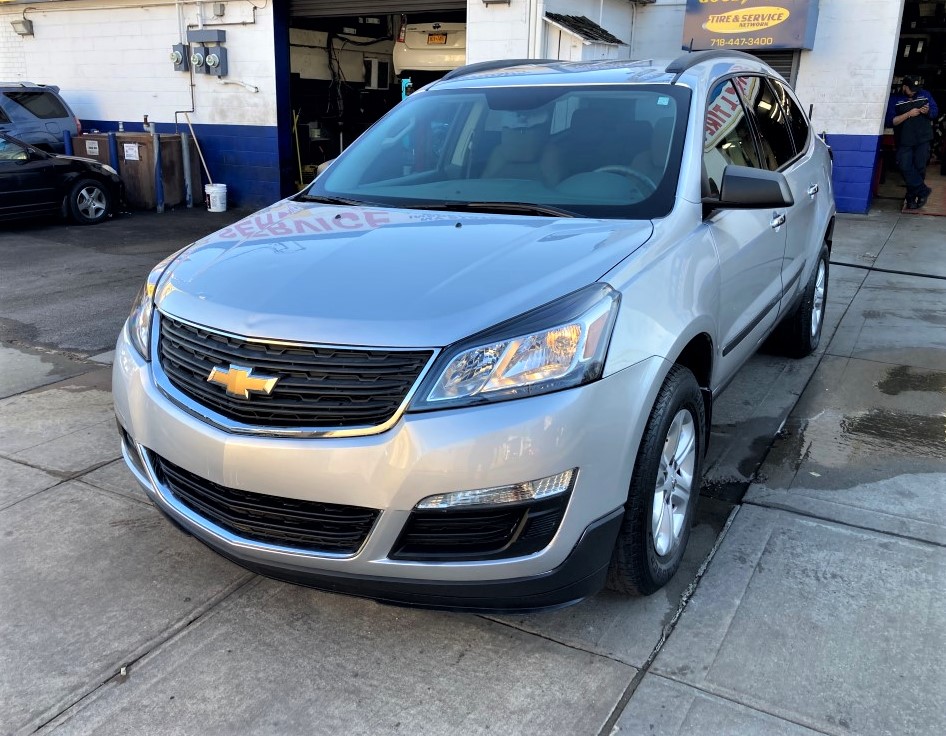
[877,365,946,396]
[762,405,946,487]
[839,409,946,459]
[862,308,946,326]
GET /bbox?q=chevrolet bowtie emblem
[207,364,279,399]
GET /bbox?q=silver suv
[115,51,834,611]
[0,83,80,152]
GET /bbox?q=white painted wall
[466,0,533,62]
[0,0,277,128]
[629,0,687,60]
[795,0,904,136]
[467,0,633,62]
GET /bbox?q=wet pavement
[1,201,943,735]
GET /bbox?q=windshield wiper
[408,201,577,218]
[294,194,368,206]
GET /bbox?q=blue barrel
[107,132,120,171]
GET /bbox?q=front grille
[151,453,379,554]
[158,315,433,429]
[391,495,569,562]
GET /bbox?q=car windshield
[304,84,690,219]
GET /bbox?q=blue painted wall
[825,133,881,215]
[82,119,281,209]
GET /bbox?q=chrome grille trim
[151,310,439,438]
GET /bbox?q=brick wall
[0,11,28,79]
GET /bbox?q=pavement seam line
[822,351,946,370]
[829,260,946,281]
[73,477,157,508]
[27,573,260,735]
[0,416,117,458]
[475,615,636,668]
[0,455,126,513]
[597,503,742,736]
[742,498,946,550]
[648,672,835,736]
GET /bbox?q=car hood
[156,200,653,347]
[55,155,100,166]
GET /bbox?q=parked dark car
[0,132,122,225]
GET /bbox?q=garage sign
[683,0,820,51]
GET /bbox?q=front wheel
[69,179,112,225]
[607,364,705,596]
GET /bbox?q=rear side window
[736,76,795,171]
[3,90,69,119]
[703,80,762,195]
[768,78,810,155]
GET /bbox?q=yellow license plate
[427,33,447,45]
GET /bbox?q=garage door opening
[288,3,467,188]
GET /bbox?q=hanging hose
[293,109,304,189]
[183,112,212,184]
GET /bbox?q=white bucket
[205,183,227,212]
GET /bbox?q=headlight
[126,250,184,359]
[411,284,619,411]
[101,164,118,176]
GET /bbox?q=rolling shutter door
[747,50,799,85]
[291,0,466,18]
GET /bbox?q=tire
[68,178,112,225]
[607,364,705,596]
[771,243,829,358]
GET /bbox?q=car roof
[429,51,779,91]
[0,82,61,92]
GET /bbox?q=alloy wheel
[811,259,826,339]
[77,185,107,221]
[652,409,696,557]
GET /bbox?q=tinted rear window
[4,90,69,119]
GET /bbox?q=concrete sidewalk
[1,203,943,735]
[623,202,946,735]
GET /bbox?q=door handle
[807,184,819,197]
[770,212,786,229]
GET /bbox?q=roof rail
[665,49,761,83]
[439,58,559,82]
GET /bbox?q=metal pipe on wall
[181,131,193,207]
[153,130,165,214]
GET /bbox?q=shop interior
[288,7,466,187]
[878,0,946,212]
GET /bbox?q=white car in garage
[393,17,466,75]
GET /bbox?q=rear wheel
[607,365,705,596]
[771,243,829,358]
[69,178,112,225]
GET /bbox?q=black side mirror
[702,165,794,213]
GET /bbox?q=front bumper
[113,324,666,610]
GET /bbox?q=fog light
[416,469,575,509]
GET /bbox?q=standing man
[886,75,939,209]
